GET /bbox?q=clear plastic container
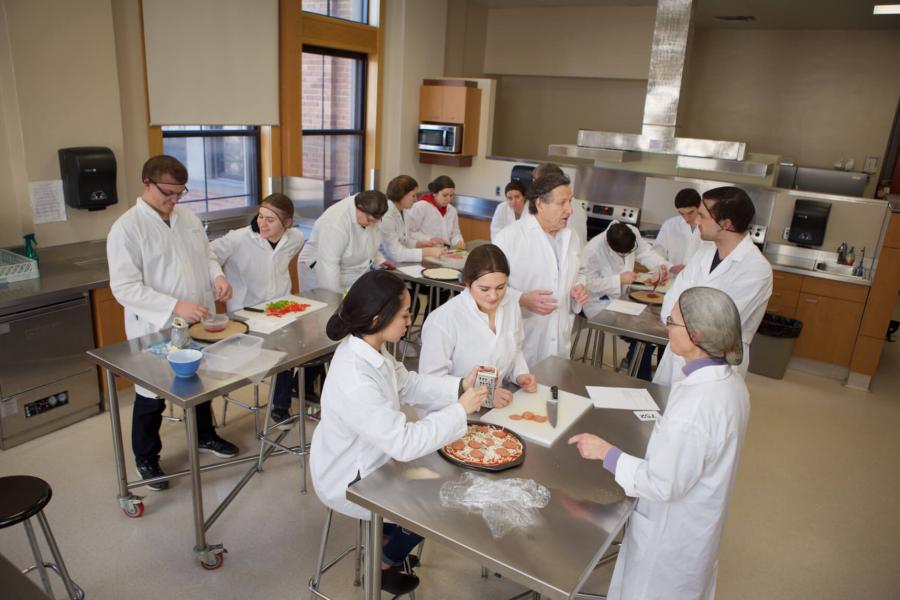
[203,334,263,372]
[0,249,40,284]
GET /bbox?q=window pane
[302,51,363,130]
[302,0,367,24]
[302,134,363,206]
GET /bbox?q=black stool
[0,475,84,600]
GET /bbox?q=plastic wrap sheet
[440,472,550,538]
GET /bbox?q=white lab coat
[309,335,466,520]
[490,201,521,241]
[420,288,530,383]
[653,235,773,386]
[494,212,585,368]
[406,198,463,246]
[210,226,304,312]
[107,197,223,397]
[580,222,669,319]
[609,363,750,600]
[569,199,588,250]
[297,195,385,293]
[652,215,705,266]
[379,200,422,263]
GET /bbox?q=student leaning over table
[210,193,304,429]
[379,174,445,263]
[419,243,537,405]
[310,271,488,596]
[106,155,239,491]
[570,287,750,600]
[494,171,589,368]
[653,186,772,387]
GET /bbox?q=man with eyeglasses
[653,186,773,386]
[297,190,394,294]
[107,155,239,490]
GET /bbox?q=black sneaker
[198,436,239,458]
[270,406,293,431]
[381,568,419,595]
[136,459,169,491]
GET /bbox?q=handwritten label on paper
[29,180,67,224]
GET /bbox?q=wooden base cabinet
[90,286,130,395]
[793,292,865,367]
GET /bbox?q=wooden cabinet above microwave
[419,79,481,167]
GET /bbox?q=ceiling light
[873,4,900,14]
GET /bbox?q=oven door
[586,216,613,242]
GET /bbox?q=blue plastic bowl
[167,349,203,378]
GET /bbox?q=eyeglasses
[148,179,189,200]
[665,316,686,328]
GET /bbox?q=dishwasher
[0,293,101,449]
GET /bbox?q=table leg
[185,405,222,566]
[628,342,646,379]
[106,370,144,517]
[365,513,383,600]
[298,368,308,495]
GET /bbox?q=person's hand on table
[620,271,638,285]
[379,260,397,270]
[520,289,558,315]
[213,275,233,302]
[454,239,466,250]
[173,300,209,323]
[422,247,445,259]
[516,373,538,392]
[657,264,670,285]
[459,386,489,414]
[670,263,685,275]
[492,387,513,408]
[570,283,588,305]
[568,433,614,461]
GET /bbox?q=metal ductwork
[549,0,772,176]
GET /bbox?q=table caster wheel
[123,501,144,518]
[200,551,225,570]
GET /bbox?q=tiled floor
[1,332,899,599]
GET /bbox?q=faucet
[852,247,866,277]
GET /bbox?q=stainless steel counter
[764,243,873,287]
[588,303,667,346]
[454,194,500,222]
[348,356,668,600]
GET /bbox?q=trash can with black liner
[748,313,803,379]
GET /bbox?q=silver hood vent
[549,0,770,176]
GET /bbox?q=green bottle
[24,233,38,262]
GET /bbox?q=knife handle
[243,306,265,313]
[551,385,559,400]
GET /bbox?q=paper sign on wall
[29,180,67,224]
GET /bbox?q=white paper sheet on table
[397,265,424,278]
[604,299,647,316]
[586,386,660,412]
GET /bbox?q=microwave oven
[418,123,462,154]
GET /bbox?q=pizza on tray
[440,423,525,471]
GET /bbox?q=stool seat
[0,476,52,529]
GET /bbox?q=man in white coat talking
[495,171,588,368]
[654,186,773,386]
[107,155,239,490]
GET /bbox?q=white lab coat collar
[346,334,386,369]
[678,363,733,386]
[523,212,572,261]
[135,196,178,227]
[459,287,510,335]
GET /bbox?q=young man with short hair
[652,187,704,274]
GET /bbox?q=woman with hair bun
[379,174,446,263]
[420,244,537,406]
[406,175,465,249]
[310,270,487,596]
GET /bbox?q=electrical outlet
[495,186,501,196]
[783,227,790,240]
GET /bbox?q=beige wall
[444,0,487,78]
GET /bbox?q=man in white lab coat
[654,186,773,386]
[107,155,239,490]
[652,187,705,274]
[495,172,589,367]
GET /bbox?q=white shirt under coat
[309,335,466,520]
[379,200,422,263]
[209,226,304,313]
[419,288,530,384]
[494,212,585,368]
[580,222,669,319]
[406,199,463,246]
[608,363,750,600]
[107,197,223,397]
[653,234,773,386]
[652,215,705,266]
[297,194,385,293]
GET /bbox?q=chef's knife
[547,385,559,428]
[243,306,265,313]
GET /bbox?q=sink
[815,262,863,278]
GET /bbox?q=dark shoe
[381,568,419,595]
[198,436,239,458]
[136,459,169,491]
[270,406,293,431]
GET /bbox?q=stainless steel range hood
[549,0,772,176]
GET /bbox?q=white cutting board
[481,385,593,448]
[233,295,330,334]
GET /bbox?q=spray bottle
[24,233,38,262]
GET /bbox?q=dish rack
[0,249,39,284]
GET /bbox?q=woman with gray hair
[569,286,750,600]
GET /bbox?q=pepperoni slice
[492,430,508,438]
[482,438,494,446]
[509,414,523,421]
[467,440,482,449]
[502,440,519,449]
[522,411,535,420]
[495,447,510,457]
[469,449,484,459]
[532,415,548,423]
[450,440,465,451]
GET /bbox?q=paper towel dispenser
[788,198,831,247]
[58,147,118,211]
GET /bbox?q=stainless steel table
[576,303,668,378]
[347,356,669,599]
[85,290,341,568]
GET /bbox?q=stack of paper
[585,386,660,411]
[604,300,647,316]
